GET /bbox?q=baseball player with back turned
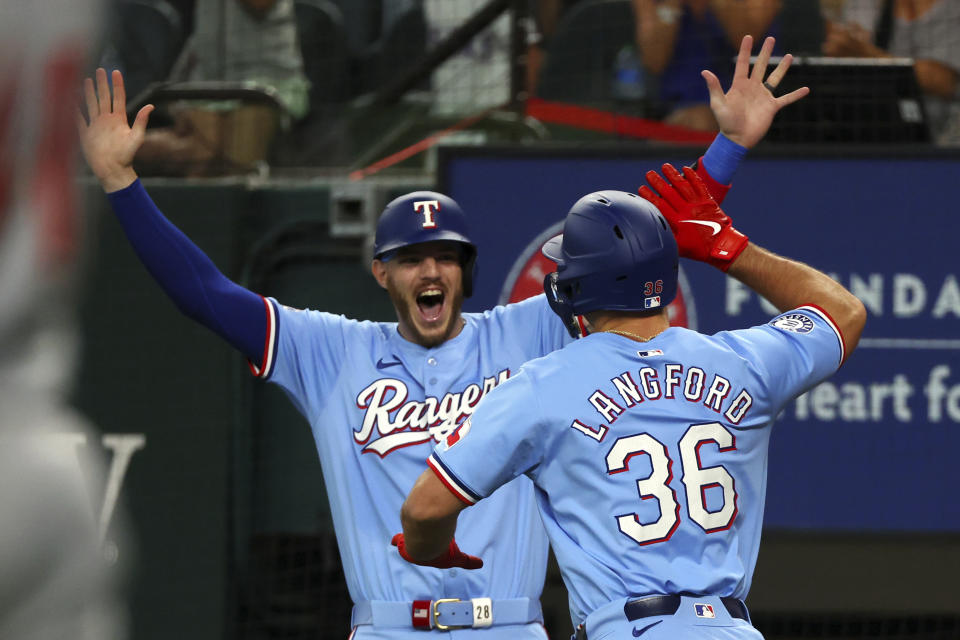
[79,35,803,639]
[398,179,867,637]
[395,55,867,640]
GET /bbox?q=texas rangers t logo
[413,200,439,229]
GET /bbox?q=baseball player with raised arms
[397,172,867,638]
[78,36,803,638]
[394,49,866,640]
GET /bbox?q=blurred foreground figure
[0,1,128,638]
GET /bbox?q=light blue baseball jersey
[429,306,845,629]
[251,293,570,610]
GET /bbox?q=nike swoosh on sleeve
[680,220,722,235]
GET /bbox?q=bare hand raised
[75,68,154,193]
[703,35,810,149]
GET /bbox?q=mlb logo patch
[636,349,663,358]
[644,296,661,309]
[694,604,716,618]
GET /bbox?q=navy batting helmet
[542,190,678,330]
[373,191,478,297]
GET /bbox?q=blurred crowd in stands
[96,0,960,176]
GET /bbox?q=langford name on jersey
[573,363,755,441]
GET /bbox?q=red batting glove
[638,164,748,272]
[391,533,483,570]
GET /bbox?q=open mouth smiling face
[416,286,446,324]
[373,241,466,347]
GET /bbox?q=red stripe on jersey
[247,296,275,378]
[427,456,476,506]
[798,304,846,365]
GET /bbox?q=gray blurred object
[0,391,128,640]
[0,0,130,638]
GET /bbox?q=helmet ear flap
[544,272,588,338]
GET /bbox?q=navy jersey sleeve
[718,305,845,409]
[428,370,549,503]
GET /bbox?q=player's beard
[387,281,465,348]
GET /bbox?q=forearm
[822,41,959,97]
[400,508,460,562]
[727,243,866,349]
[107,181,267,360]
[536,0,564,41]
[913,60,959,99]
[100,167,139,194]
[400,469,468,562]
[634,0,681,74]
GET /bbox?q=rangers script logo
[499,223,698,329]
[354,370,509,457]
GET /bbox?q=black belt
[626,594,749,622]
[573,595,750,640]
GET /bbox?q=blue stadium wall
[441,145,960,534]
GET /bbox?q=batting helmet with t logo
[373,191,479,297]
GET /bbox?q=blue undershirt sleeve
[106,179,266,363]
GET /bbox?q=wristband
[702,134,747,185]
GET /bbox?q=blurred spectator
[422,1,564,116]
[822,0,960,144]
[96,0,188,105]
[527,0,579,96]
[332,0,418,57]
[1,0,129,638]
[424,0,514,115]
[633,0,781,130]
[135,0,311,176]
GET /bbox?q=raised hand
[639,163,748,272]
[75,68,154,192]
[703,35,810,149]
[391,533,483,570]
